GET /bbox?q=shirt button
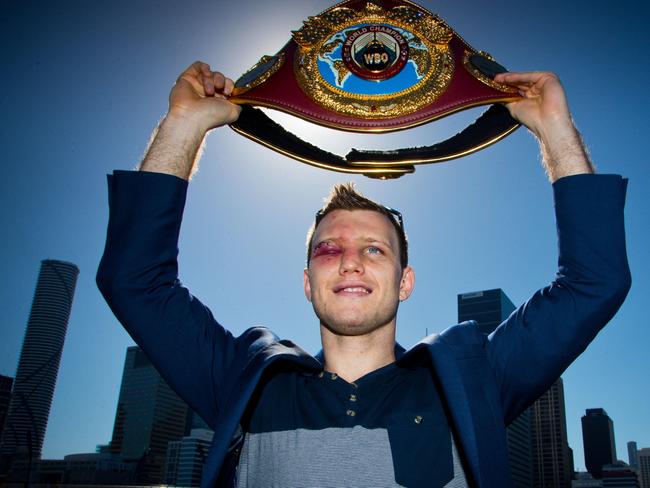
[414,415,423,424]
[347,409,356,417]
[330,373,338,380]
[349,394,357,402]
[318,372,324,378]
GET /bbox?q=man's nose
[339,249,364,274]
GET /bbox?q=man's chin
[313,301,399,337]
[319,316,389,337]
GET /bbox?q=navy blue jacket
[97,171,630,487]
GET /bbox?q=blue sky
[1,0,648,472]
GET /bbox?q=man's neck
[319,323,397,383]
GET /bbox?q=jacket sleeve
[96,170,249,428]
[486,174,631,425]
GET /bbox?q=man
[97,61,630,487]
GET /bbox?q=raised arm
[485,72,630,423]
[96,63,259,427]
[139,61,241,179]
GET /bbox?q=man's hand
[169,61,241,133]
[494,71,594,182]
[494,71,569,139]
[139,61,241,180]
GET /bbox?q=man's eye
[313,242,341,257]
[366,246,383,255]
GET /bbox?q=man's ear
[303,268,312,302]
[399,266,415,301]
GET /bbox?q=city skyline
[2,266,647,470]
[1,0,649,474]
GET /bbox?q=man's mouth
[334,283,372,295]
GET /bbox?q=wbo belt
[229,0,521,179]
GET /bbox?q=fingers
[199,63,215,96]
[180,61,236,98]
[224,77,235,96]
[495,71,552,82]
[494,71,562,99]
[494,71,559,88]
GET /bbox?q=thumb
[225,103,242,124]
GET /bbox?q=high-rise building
[165,429,213,487]
[0,260,79,463]
[601,462,640,487]
[530,377,573,488]
[0,375,13,441]
[458,288,532,488]
[62,452,136,485]
[572,471,604,487]
[582,408,617,479]
[638,448,650,488]
[458,288,516,336]
[0,375,14,478]
[628,442,639,469]
[109,346,189,484]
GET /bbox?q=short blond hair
[306,183,408,268]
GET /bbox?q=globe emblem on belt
[342,25,409,81]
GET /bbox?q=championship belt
[229,0,521,179]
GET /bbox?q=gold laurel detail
[360,2,385,16]
[389,5,422,24]
[293,8,358,48]
[462,50,519,93]
[292,17,330,48]
[389,6,452,44]
[322,7,358,25]
[419,18,452,44]
[293,4,455,119]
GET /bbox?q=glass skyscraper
[582,408,617,479]
[0,259,79,462]
[165,428,213,487]
[0,375,13,443]
[109,346,189,484]
[629,441,639,469]
[638,448,650,488]
[530,377,573,488]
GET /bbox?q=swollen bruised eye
[312,242,342,258]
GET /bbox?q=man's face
[303,209,414,336]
